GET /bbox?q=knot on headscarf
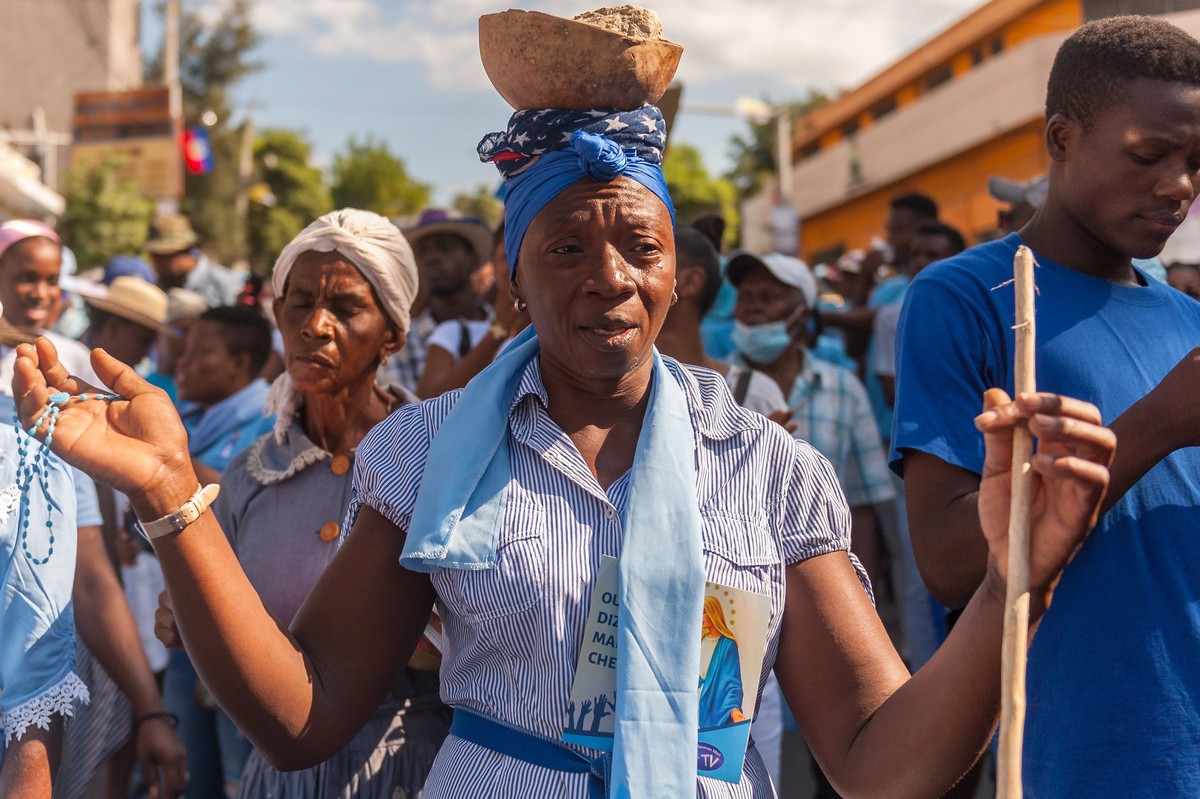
[478,106,675,274]
[265,208,418,442]
[571,130,627,180]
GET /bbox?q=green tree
[725,91,830,200]
[451,184,503,230]
[661,143,739,243]
[61,157,156,272]
[146,0,262,264]
[329,137,431,218]
[245,129,331,274]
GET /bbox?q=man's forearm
[1103,395,1173,514]
[908,492,990,610]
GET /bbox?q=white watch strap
[136,484,221,540]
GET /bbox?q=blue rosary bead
[14,389,124,566]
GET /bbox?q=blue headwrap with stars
[478,105,675,274]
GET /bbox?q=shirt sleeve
[426,319,466,357]
[890,272,1005,477]
[837,371,896,507]
[776,439,851,563]
[775,437,873,598]
[345,402,434,536]
[72,468,103,528]
[873,304,900,379]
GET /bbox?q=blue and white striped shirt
[350,357,867,797]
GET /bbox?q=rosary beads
[13,390,122,564]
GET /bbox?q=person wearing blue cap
[101,255,157,286]
[12,13,1116,799]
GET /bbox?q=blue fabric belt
[451,708,608,799]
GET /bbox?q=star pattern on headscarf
[478,105,668,179]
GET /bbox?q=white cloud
[232,0,984,95]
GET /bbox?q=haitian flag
[183,127,214,174]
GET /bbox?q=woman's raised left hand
[973,388,1115,607]
[12,338,198,519]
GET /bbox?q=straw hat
[82,276,177,337]
[145,214,200,255]
[402,209,494,265]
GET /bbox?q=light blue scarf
[403,325,705,798]
[185,377,271,457]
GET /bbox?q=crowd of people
[2,11,1199,799]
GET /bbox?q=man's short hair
[1046,15,1200,129]
[690,213,726,253]
[914,221,967,255]
[674,225,722,316]
[198,305,273,375]
[890,192,938,220]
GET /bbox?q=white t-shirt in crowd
[426,318,492,362]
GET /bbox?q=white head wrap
[264,208,418,442]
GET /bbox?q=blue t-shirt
[892,234,1200,797]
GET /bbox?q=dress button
[319,522,340,542]
[330,455,351,475]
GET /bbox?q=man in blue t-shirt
[893,17,1200,797]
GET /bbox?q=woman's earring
[515,298,528,313]
[670,292,678,305]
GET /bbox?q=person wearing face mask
[728,251,895,592]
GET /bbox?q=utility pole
[165,0,182,121]
[161,0,183,214]
[235,108,255,221]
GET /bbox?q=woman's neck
[539,356,654,489]
[301,376,392,456]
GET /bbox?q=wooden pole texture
[998,245,1036,799]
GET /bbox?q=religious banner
[565,556,771,782]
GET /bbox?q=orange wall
[794,0,1083,155]
[800,120,1049,261]
[1002,0,1082,45]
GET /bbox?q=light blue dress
[0,394,88,752]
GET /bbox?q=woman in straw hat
[12,11,1114,798]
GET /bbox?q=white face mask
[731,306,805,364]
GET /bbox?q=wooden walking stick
[998,245,1036,799]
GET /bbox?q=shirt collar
[507,353,760,444]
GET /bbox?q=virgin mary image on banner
[698,595,746,729]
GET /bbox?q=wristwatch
[135,484,221,540]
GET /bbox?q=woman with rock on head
[11,11,1114,798]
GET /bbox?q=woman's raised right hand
[13,338,199,520]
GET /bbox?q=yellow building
[742,0,1200,264]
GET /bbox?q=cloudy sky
[152,0,986,204]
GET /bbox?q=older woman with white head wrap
[264,207,419,441]
[158,208,450,799]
